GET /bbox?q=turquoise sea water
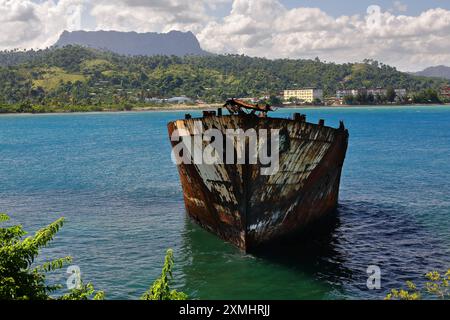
[1,106,449,300]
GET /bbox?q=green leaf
[0,213,10,222]
[34,256,73,273]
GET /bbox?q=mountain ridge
[54,30,210,57]
[414,65,450,80]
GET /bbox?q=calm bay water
[1,106,449,300]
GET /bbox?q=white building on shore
[336,89,359,99]
[283,88,323,103]
[336,88,407,98]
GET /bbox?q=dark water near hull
[1,106,449,299]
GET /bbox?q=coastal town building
[144,97,164,103]
[237,97,259,104]
[366,88,387,96]
[336,89,359,99]
[336,88,407,98]
[143,96,194,104]
[441,86,450,98]
[283,88,323,103]
[167,96,193,104]
[394,88,407,98]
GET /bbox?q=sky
[1,0,450,71]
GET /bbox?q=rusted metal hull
[168,114,348,252]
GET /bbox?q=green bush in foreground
[141,249,188,301]
[386,269,450,300]
[0,213,186,300]
[0,213,104,300]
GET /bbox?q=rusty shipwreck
[168,99,349,252]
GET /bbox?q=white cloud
[90,0,224,33]
[198,1,450,71]
[0,0,85,49]
[393,1,408,13]
[0,0,450,71]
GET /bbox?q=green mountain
[0,46,448,111]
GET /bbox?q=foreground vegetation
[0,213,186,300]
[386,270,450,300]
[0,46,449,113]
[141,249,187,301]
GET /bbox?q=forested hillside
[0,46,447,112]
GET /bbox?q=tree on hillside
[386,86,396,103]
[413,89,442,104]
[268,95,282,106]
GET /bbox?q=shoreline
[284,103,450,108]
[1,103,449,116]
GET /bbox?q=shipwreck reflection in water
[178,200,449,300]
[178,207,350,300]
[251,209,351,290]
